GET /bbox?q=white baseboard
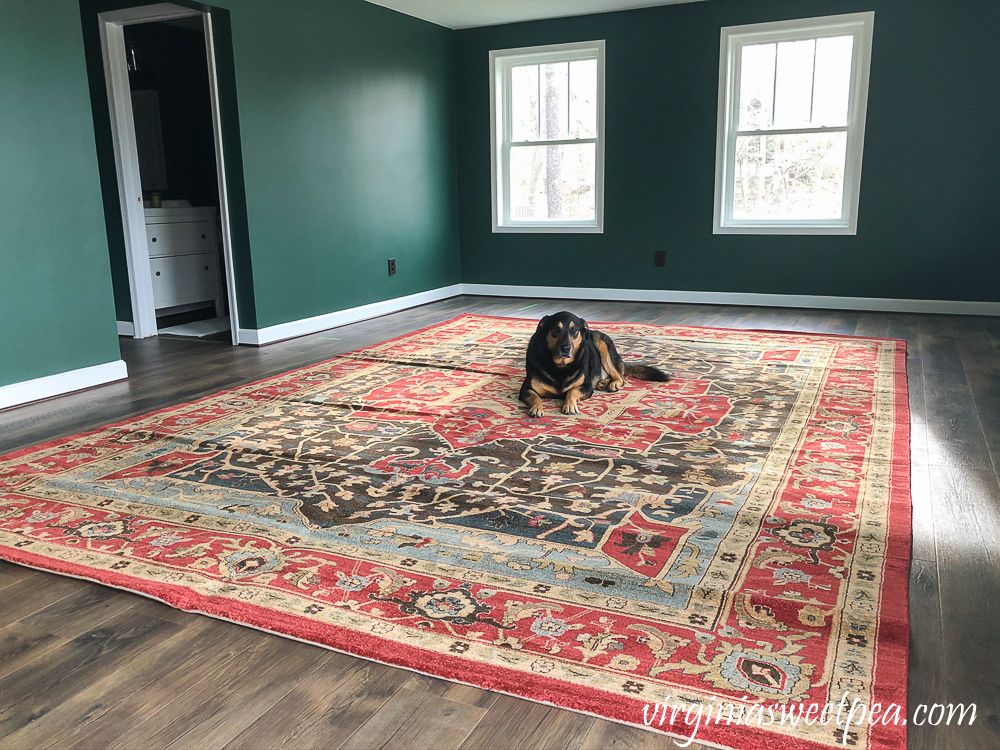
[234,281,999,347]
[117,320,135,336]
[461,284,1000,317]
[238,284,464,346]
[0,360,129,411]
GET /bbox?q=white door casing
[98,3,241,343]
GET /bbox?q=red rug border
[0,314,911,750]
[0,542,870,750]
[864,339,911,750]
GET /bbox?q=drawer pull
[151,237,157,242]
[155,271,161,276]
[201,234,206,239]
[204,265,209,271]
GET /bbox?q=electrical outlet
[388,258,396,276]
[654,250,666,267]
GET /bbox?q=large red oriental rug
[0,314,909,749]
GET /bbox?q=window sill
[493,224,603,234]
[714,223,857,236]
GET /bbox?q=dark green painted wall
[226,0,460,328]
[0,0,121,388]
[84,0,461,329]
[455,0,1000,302]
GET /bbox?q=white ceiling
[363,0,702,30]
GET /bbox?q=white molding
[238,284,464,346]
[235,282,998,348]
[461,284,1000,317]
[490,40,606,234]
[99,14,158,339]
[0,361,129,412]
[117,321,135,336]
[712,12,875,235]
[203,11,241,346]
[235,282,998,347]
[97,3,198,25]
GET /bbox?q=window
[490,41,605,233]
[714,13,874,234]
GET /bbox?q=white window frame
[713,12,875,235]
[490,40,606,233]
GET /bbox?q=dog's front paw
[607,379,624,392]
[527,404,544,418]
[561,401,579,415]
[597,378,611,391]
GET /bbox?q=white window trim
[490,40,606,234]
[713,12,875,235]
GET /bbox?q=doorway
[99,3,240,343]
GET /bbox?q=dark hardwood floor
[0,295,997,750]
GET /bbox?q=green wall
[455,0,1000,302]
[228,0,461,328]
[84,0,461,329]
[0,0,121,388]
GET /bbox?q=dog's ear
[536,316,550,333]
[580,319,591,340]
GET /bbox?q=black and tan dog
[519,311,669,417]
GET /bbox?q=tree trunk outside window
[544,64,563,219]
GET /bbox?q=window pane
[509,143,596,221]
[812,35,853,126]
[511,60,597,142]
[732,132,847,220]
[738,43,776,131]
[773,39,816,129]
[569,58,598,138]
[511,64,540,142]
[539,62,569,140]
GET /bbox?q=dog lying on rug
[519,311,670,417]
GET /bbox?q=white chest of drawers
[143,206,225,315]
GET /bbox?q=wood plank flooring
[0,296,997,750]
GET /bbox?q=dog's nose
[560,346,572,356]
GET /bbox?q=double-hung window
[490,41,605,233]
[714,13,875,234]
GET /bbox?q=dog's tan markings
[547,321,583,367]
[561,373,587,414]
[523,377,558,417]
[552,329,581,367]
[562,386,586,415]
[595,336,625,392]
[530,377,559,397]
[523,389,545,417]
[546,330,561,358]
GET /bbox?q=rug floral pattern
[0,315,909,750]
